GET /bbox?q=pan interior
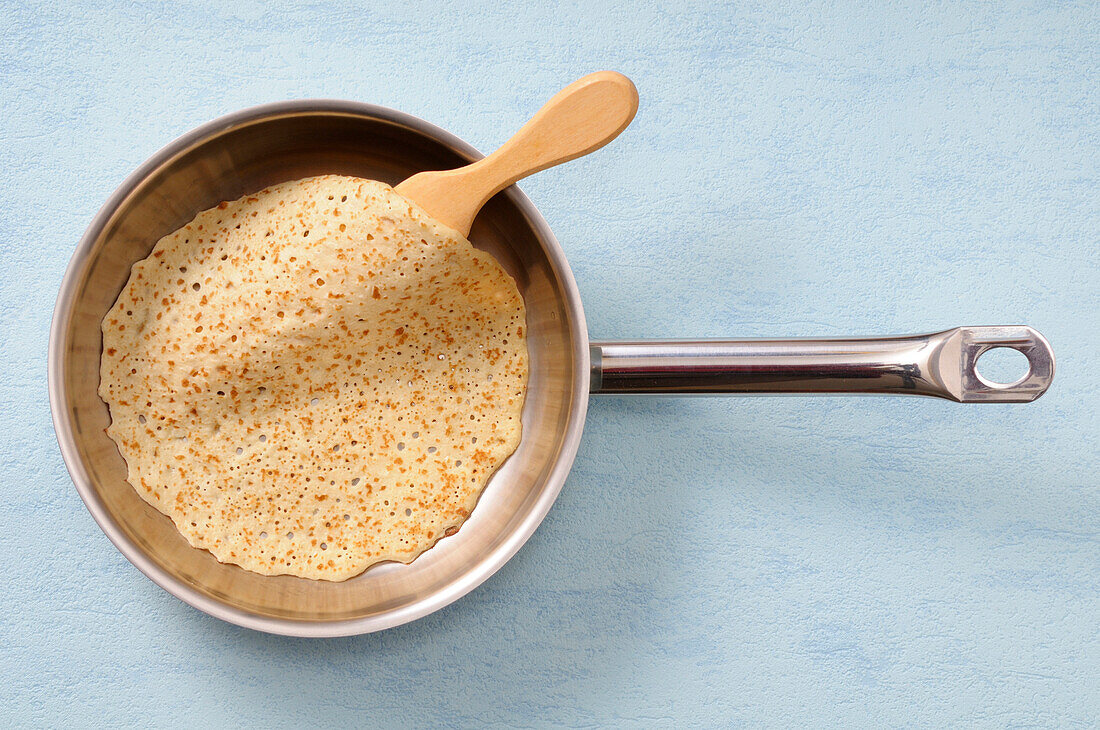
[52,105,586,631]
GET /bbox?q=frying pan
[49,98,1055,637]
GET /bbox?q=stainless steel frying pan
[49,101,1055,636]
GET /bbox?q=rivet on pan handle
[590,326,1055,402]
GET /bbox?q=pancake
[99,175,528,581]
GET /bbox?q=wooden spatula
[395,71,639,237]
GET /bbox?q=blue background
[2,1,1097,726]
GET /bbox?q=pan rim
[48,99,591,637]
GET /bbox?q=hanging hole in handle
[975,346,1031,387]
[946,326,1054,402]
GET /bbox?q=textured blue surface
[2,1,1098,726]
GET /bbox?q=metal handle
[590,326,1054,402]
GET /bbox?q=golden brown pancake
[100,175,527,580]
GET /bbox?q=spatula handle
[477,70,639,188]
[396,71,638,236]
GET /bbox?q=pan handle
[589,326,1054,402]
